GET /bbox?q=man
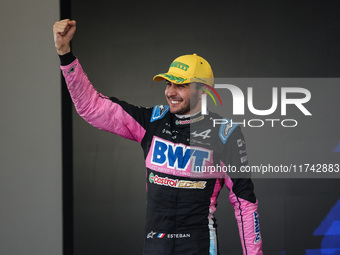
[53,19,263,255]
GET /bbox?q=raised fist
[53,19,76,55]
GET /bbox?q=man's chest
[142,117,230,179]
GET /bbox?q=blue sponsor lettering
[167,145,193,169]
[152,140,168,164]
[151,138,210,171]
[254,212,261,244]
[191,150,209,172]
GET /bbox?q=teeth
[171,100,180,104]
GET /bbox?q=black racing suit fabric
[59,54,263,255]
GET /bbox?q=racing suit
[59,53,263,255]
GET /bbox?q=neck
[175,111,201,119]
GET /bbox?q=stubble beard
[168,93,200,115]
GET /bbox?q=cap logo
[162,73,188,83]
[170,61,189,71]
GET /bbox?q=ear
[197,83,211,100]
[198,87,205,100]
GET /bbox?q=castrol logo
[149,173,206,189]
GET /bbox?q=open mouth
[170,100,181,105]
[168,98,182,106]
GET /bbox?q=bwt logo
[201,84,312,116]
[151,137,211,171]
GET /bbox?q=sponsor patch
[151,105,169,122]
[68,64,77,74]
[241,155,248,164]
[191,129,211,139]
[219,119,238,144]
[147,231,191,239]
[151,137,211,172]
[149,172,206,189]
[175,115,204,125]
[254,212,261,244]
[170,61,189,71]
[237,139,246,147]
[147,231,157,239]
[145,136,214,178]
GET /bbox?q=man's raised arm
[53,19,150,143]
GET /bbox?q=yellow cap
[153,53,214,86]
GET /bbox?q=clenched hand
[53,19,76,55]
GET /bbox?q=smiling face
[164,80,202,115]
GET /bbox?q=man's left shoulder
[150,105,170,123]
[206,112,241,144]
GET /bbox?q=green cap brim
[153,73,189,84]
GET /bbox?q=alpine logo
[254,212,261,244]
[191,129,211,139]
[149,173,206,189]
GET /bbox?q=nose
[166,83,177,97]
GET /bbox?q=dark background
[68,1,340,254]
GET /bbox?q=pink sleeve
[225,177,263,255]
[60,58,146,143]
